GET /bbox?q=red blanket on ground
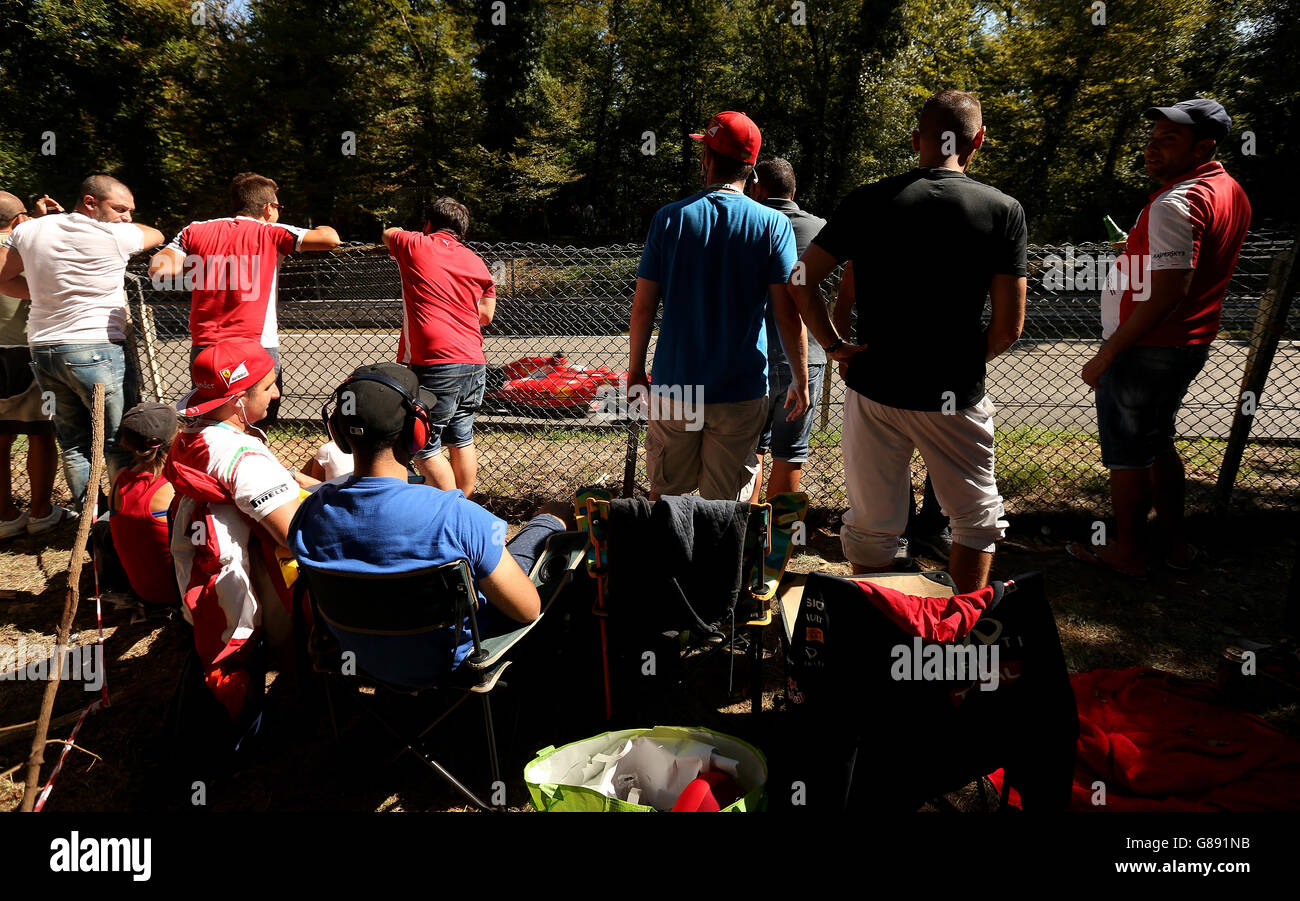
[991,667,1300,811]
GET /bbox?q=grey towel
[606,495,749,635]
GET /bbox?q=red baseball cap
[178,338,276,417]
[690,111,762,165]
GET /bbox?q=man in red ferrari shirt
[148,172,340,424]
[382,196,496,497]
[1072,98,1251,576]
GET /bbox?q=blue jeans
[31,341,139,506]
[409,363,487,458]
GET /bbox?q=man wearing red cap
[629,111,807,500]
[166,337,305,724]
[1072,97,1251,576]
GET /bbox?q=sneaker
[26,505,76,535]
[915,526,953,563]
[0,511,30,538]
[894,537,912,563]
[893,537,920,571]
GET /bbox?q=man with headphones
[288,363,565,689]
[167,338,306,723]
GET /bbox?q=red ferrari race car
[483,352,628,418]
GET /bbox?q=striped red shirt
[1102,161,1251,346]
[165,216,307,348]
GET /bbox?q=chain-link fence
[104,228,1295,517]
[5,232,1294,517]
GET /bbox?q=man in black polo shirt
[788,89,1027,593]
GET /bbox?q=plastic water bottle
[1103,215,1128,248]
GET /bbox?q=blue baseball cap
[1145,98,1232,143]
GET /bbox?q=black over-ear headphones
[322,372,432,456]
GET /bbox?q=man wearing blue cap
[1071,98,1252,576]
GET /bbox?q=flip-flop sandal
[1165,545,1203,571]
[1066,540,1147,577]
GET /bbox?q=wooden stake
[19,383,105,812]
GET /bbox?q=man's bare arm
[628,277,660,389]
[770,282,809,421]
[260,498,302,549]
[148,245,185,280]
[300,225,341,252]
[788,244,863,363]
[382,227,401,250]
[134,224,165,250]
[1082,269,1193,388]
[479,292,496,327]
[0,246,28,300]
[478,550,542,623]
[985,274,1026,362]
[831,260,855,337]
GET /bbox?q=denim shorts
[409,362,486,457]
[756,362,825,463]
[1096,344,1210,469]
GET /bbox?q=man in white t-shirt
[165,338,306,724]
[0,175,164,509]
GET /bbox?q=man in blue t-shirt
[629,111,806,501]
[288,363,566,689]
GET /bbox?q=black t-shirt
[813,167,1027,411]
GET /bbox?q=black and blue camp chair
[574,489,806,724]
[296,530,588,810]
[780,569,1077,812]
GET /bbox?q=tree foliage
[0,0,1287,242]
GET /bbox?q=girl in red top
[109,403,179,606]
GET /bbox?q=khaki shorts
[646,395,767,500]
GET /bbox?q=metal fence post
[622,421,640,498]
[1214,226,1300,512]
[820,365,832,432]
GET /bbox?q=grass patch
[230,419,1300,516]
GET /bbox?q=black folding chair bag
[784,571,1077,811]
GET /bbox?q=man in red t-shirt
[1072,98,1251,576]
[382,196,496,497]
[148,172,340,423]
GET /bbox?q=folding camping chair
[297,530,588,810]
[781,569,1078,812]
[574,489,805,724]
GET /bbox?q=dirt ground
[1,501,1297,813]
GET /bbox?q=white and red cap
[690,111,762,165]
[178,338,276,417]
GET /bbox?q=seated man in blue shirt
[289,362,568,689]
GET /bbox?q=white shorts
[840,389,1007,568]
